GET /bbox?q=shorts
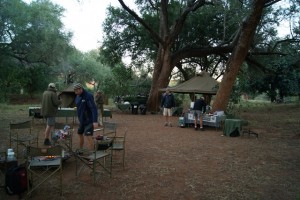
[78,123,94,136]
[163,108,172,116]
[46,117,55,126]
[194,110,204,120]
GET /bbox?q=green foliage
[0,0,72,101]
[225,81,243,118]
[100,0,266,78]
[241,54,300,102]
[58,48,152,102]
[101,0,300,112]
[173,94,184,107]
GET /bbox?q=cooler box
[178,117,185,128]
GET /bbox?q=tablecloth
[223,119,242,136]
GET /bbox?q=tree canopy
[101,0,300,111]
[0,0,72,99]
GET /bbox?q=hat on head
[73,83,83,90]
[48,83,56,89]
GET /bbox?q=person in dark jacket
[193,96,206,131]
[74,83,98,150]
[161,89,176,127]
[41,83,62,145]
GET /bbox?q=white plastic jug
[7,151,16,161]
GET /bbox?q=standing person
[161,88,176,127]
[41,83,62,146]
[95,90,104,126]
[193,96,206,131]
[73,83,98,150]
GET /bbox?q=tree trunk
[212,1,265,113]
[270,83,277,102]
[147,45,173,112]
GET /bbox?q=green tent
[160,72,219,95]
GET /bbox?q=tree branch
[117,0,163,44]
[264,0,282,7]
[271,38,300,51]
[169,0,212,42]
[171,45,233,66]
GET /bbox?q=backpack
[5,165,28,195]
[230,127,240,137]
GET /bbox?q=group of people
[41,83,206,149]
[161,88,206,131]
[41,83,104,150]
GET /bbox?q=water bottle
[62,150,65,158]
[7,151,17,162]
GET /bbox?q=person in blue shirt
[193,96,206,131]
[161,89,176,127]
[73,83,98,150]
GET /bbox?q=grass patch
[0,103,28,111]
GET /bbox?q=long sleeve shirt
[75,89,98,125]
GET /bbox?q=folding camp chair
[112,128,127,169]
[26,146,63,197]
[75,137,113,185]
[9,120,39,159]
[102,121,117,138]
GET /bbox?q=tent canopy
[58,84,76,107]
[160,72,219,94]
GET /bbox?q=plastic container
[131,102,139,114]
[7,148,13,154]
[190,102,194,109]
[7,151,17,161]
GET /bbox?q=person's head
[48,83,57,91]
[73,83,83,95]
[166,88,170,95]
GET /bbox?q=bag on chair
[5,165,28,195]
[229,127,240,137]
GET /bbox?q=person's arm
[193,100,197,110]
[202,101,206,113]
[87,95,98,125]
[161,95,165,108]
[52,93,62,106]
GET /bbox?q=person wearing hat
[73,83,98,150]
[41,83,62,145]
[95,90,104,125]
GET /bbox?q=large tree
[102,0,299,111]
[0,0,72,98]
[212,0,268,111]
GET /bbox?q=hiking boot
[44,138,51,146]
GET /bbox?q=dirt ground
[1,103,300,200]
